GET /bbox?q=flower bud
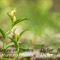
[8,9,16,22]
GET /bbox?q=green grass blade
[0,28,6,38]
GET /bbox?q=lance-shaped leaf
[17,29,28,42]
[4,42,14,50]
[0,28,6,39]
[13,18,28,27]
[20,29,28,37]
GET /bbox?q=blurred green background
[0,0,60,36]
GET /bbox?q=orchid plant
[0,9,28,58]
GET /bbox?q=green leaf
[13,18,28,26]
[20,29,28,37]
[4,42,14,50]
[17,29,28,41]
[0,28,6,38]
[11,38,18,50]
